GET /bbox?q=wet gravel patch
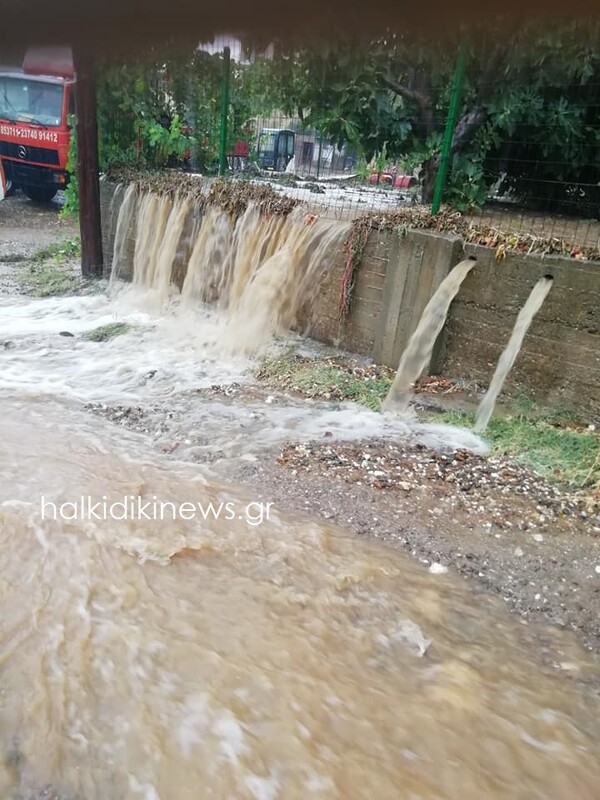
[0,193,73,255]
[0,193,78,295]
[233,446,600,656]
[277,440,599,529]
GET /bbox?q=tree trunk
[421,156,439,205]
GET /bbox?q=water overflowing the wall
[109,183,137,283]
[474,276,554,432]
[109,183,350,350]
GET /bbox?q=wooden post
[73,47,103,276]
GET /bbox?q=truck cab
[0,48,75,202]
[256,128,295,172]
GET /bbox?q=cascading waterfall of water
[131,193,175,293]
[109,183,349,349]
[382,257,477,415]
[150,195,193,302]
[473,275,553,432]
[181,206,235,305]
[223,209,351,351]
[225,206,289,311]
[131,193,165,289]
[106,181,123,243]
[7,186,600,800]
[110,183,138,284]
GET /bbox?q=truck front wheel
[22,185,58,203]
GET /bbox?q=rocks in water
[429,562,449,575]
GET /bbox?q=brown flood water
[1,398,600,800]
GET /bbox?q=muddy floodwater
[1,196,600,799]
[3,398,600,800]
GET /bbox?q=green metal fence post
[431,44,467,215]
[218,45,231,176]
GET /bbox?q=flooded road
[2,287,600,798]
[0,291,486,464]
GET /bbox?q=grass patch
[32,237,81,264]
[256,355,391,410]
[17,237,84,296]
[433,409,599,490]
[19,261,79,297]
[0,253,29,263]
[257,355,599,491]
[84,322,132,342]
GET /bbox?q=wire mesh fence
[97,28,600,254]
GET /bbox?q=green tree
[256,22,600,212]
[97,48,196,170]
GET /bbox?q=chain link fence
[99,30,600,255]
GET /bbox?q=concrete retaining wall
[309,227,600,415]
[100,178,122,277]
[308,228,391,354]
[100,181,600,416]
[449,243,600,411]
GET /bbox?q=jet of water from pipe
[382,257,477,415]
[473,275,553,432]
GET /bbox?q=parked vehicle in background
[0,47,75,202]
[256,128,295,171]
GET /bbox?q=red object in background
[394,175,417,189]
[369,172,416,188]
[233,140,250,157]
[0,48,75,201]
[369,172,393,185]
[22,47,74,78]
[0,159,6,200]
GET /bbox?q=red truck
[0,47,75,202]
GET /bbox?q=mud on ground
[0,193,74,256]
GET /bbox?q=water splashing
[223,209,350,351]
[382,258,476,415]
[474,275,553,432]
[110,183,138,284]
[0,398,599,799]
[182,206,235,305]
[111,184,351,351]
[132,193,172,296]
[3,193,600,799]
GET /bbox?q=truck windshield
[0,76,64,127]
